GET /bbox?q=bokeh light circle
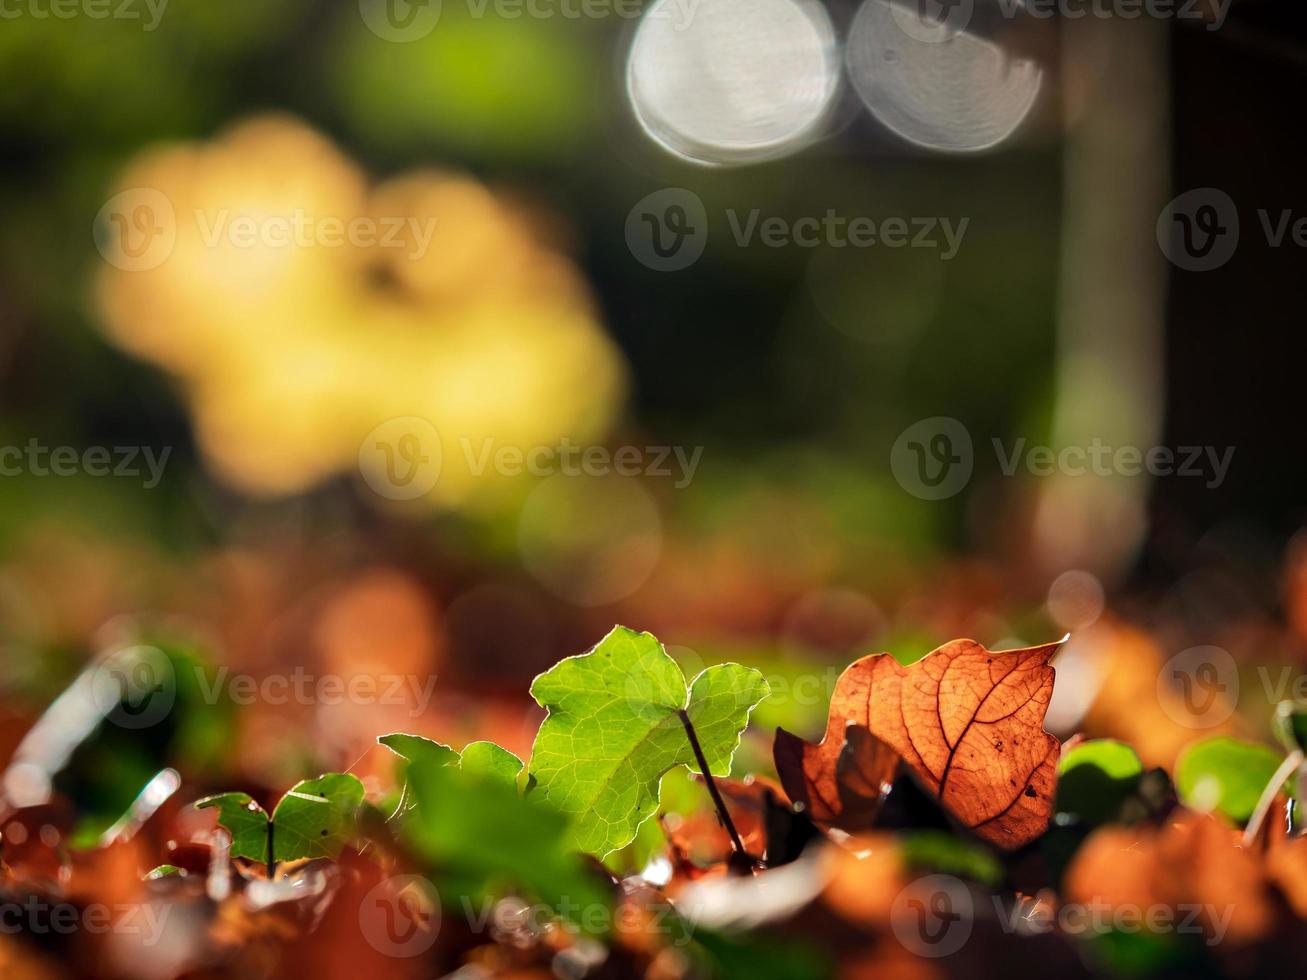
[846,0,1042,153]
[1046,569,1105,632]
[626,0,839,165]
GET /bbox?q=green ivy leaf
[403,757,611,930]
[1056,739,1144,827]
[195,791,270,863]
[378,733,460,769]
[270,773,365,861]
[527,625,769,856]
[378,734,522,786]
[195,773,364,864]
[459,740,524,786]
[1176,737,1282,825]
[144,864,183,880]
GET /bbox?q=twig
[1242,749,1303,848]
[678,709,749,863]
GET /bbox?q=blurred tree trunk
[1032,17,1169,581]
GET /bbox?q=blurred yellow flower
[94,115,626,505]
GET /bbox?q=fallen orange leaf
[777,638,1064,849]
[775,723,898,831]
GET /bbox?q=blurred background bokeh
[1,0,1305,848]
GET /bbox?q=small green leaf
[270,773,365,862]
[1057,739,1144,827]
[195,791,270,863]
[403,757,611,930]
[459,741,524,786]
[528,625,769,856]
[378,733,459,769]
[196,773,365,864]
[144,864,184,880]
[1176,737,1282,825]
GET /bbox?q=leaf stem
[267,818,276,880]
[678,709,749,863]
[390,781,409,823]
[1242,749,1303,848]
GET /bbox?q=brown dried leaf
[779,638,1064,849]
[774,724,898,831]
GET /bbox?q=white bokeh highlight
[626,0,840,165]
[846,0,1043,153]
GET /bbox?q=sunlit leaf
[404,757,611,929]
[1176,737,1281,825]
[774,638,1064,849]
[196,773,364,864]
[528,626,769,856]
[1057,739,1144,826]
[378,733,459,769]
[458,740,523,786]
[195,791,270,864]
[269,773,365,862]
